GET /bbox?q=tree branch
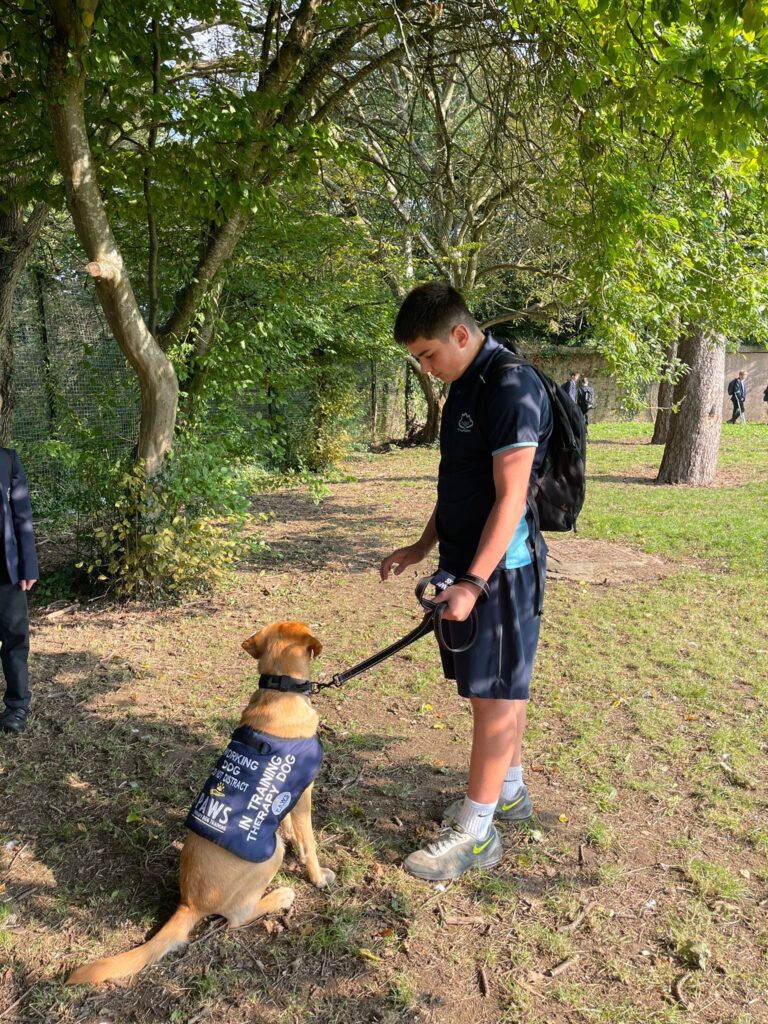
[159,1,326,347]
[481,302,560,329]
[46,0,178,477]
[310,41,407,124]
[476,261,574,283]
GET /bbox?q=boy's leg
[498,700,531,813]
[0,583,31,733]
[404,566,540,880]
[468,696,528,798]
[466,697,524,802]
[441,699,531,825]
[402,701,519,881]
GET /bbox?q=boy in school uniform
[380,282,552,880]
[0,447,38,735]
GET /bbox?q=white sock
[456,797,496,840]
[500,764,524,802]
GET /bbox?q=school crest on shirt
[458,413,474,432]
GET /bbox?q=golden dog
[67,621,334,986]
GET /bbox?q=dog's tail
[66,904,202,986]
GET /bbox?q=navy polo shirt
[186,726,323,863]
[436,336,552,577]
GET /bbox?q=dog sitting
[67,621,334,986]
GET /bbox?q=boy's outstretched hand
[380,543,427,581]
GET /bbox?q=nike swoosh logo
[473,836,494,855]
[500,795,524,811]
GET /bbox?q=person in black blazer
[562,371,579,403]
[0,447,38,734]
[727,370,747,424]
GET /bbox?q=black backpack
[482,347,587,532]
[727,378,737,396]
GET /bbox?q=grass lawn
[0,423,766,1024]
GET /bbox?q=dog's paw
[271,886,296,913]
[313,867,336,889]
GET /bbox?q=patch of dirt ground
[0,447,765,1024]
[546,538,671,584]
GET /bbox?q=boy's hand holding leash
[431,579,483,622]
[380,541,487,623]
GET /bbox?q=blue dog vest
[186,726,323,862]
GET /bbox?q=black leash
[311,575,479,694]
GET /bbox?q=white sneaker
[403,824,502,881]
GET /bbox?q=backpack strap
[477,348,546,615]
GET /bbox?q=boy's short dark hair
[393,281,475,344]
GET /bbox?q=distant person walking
[726,370,747,424]
[562,371,579,404]
[763,382,768,422]
[577,377,595,433]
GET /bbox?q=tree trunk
[657,330,724,485]
[370,359,378,442]
[411,363,445,444]
[404,359,415,434]
[651,339,678,445]
[46,10,178,478]
[0,193,48,443]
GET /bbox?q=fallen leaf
[358,947,383,962]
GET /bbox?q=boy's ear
[242,628,266,659]
[452,322,471,348]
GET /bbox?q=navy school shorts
[437,561,544,701]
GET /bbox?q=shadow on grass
[589,474,659,485]
[244,491,405,573]
[586,438,653,447]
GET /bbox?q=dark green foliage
[75,446,250,600]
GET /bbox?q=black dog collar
[258,674,313,695]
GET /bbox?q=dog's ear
[242,628,266,659]
[306,633,323,660]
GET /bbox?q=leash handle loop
[433,601,478,654]
[415,576,436,610]
[415,576,479,654]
